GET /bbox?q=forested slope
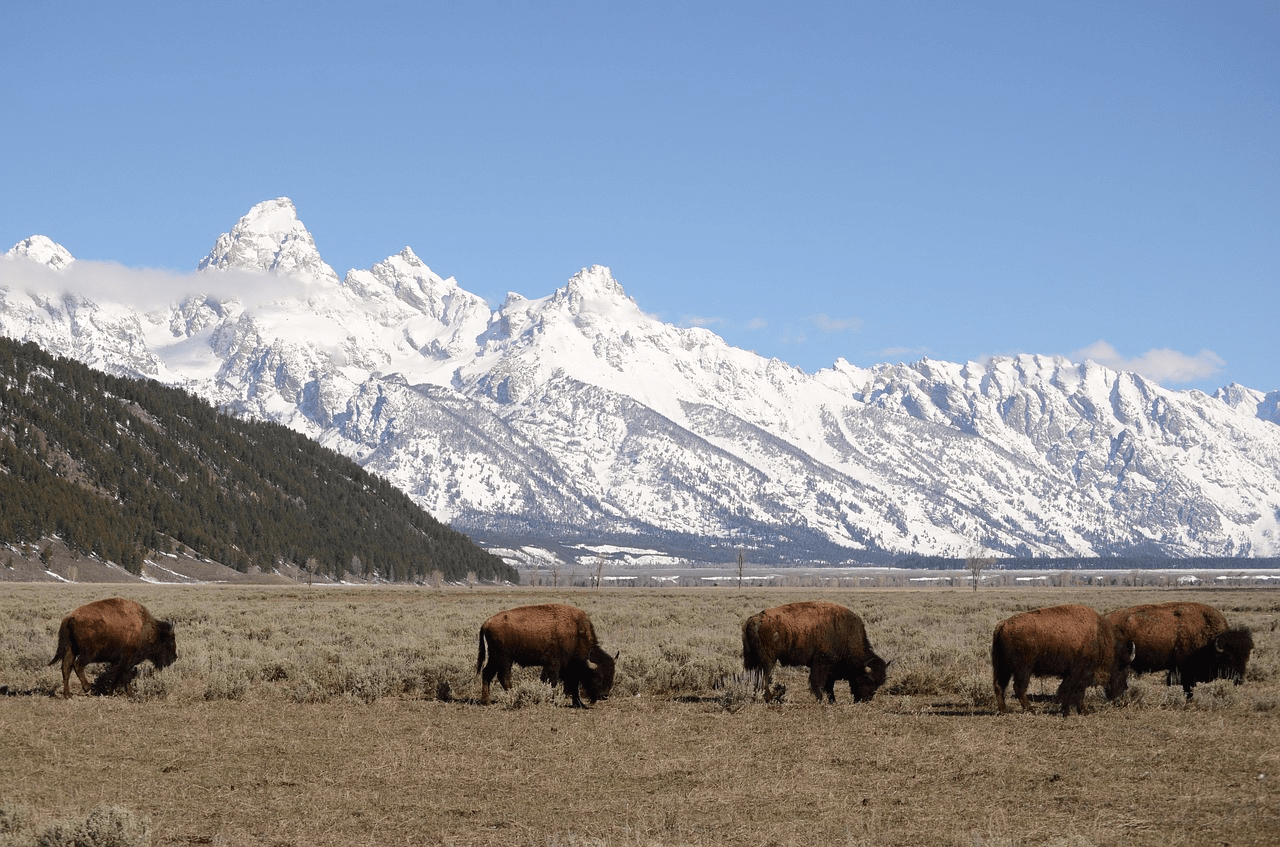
[0,337,515,583]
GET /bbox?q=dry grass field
[1,583,1278,846]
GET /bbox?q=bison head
[1211,628,1253,684]
[581,646,617,703]
[148,620,178,670]
[1103,639,1137,701]
[849,656,890,703]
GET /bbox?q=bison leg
[1011,668,1034,712]
[95,658,132,696]
[1172,667,1195,699]
[991,646,1015,713]
[1057,668,1090,716]
[541,659,562,688]
[992,666,1010,713]
[480,656,510,705]
[752,662,776,695]
[62,653,92,698]
[808,661,835,703]
[561,664,587,708]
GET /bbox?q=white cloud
[680,315,724,329]
[1073,340,1225,386]
[810,313,862,333]
[746,317,768,330]
[0,256,311,313]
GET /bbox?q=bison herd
[47,596,1253,716]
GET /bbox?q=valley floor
[1,584,1277,846]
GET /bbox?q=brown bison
[992,604,1134,716]
[49,598,177,698]
[477,603,617,708]
[742,601,888,703]
[1105,601,1253,697]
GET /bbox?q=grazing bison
[1105,602,1253,697]
[742,601,888,703]
[477,604,617,708]
[991,604,1134,716]
[49,598,177,698]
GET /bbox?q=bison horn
[587,658,598,671]
[1128,642,1137,661]
[1216,638,1225,653]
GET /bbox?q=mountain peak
[197,197,339,283]
[552,265,639,317]
[5,235,75,270]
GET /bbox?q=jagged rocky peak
[557,265,633,310]
[1216,383,1280,424]
[364,246,446,286]
[345,245,491,330]
[5,235,75,270]
[552,263,650,323]
[197,197,339,284]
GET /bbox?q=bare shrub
[1191,678,1242,710]
[886,659,962,696]
[127,665,178,702]
[0,803,33,847]
[286,656,398,704]
[202,659,250,701]
[1245,639,1274,682]
[1116,679,1186,710]
[622,644,734,696]
[419,660,472,702]
[495,680,564,710]
[288,677,329,704]
[0,803,30,836]
[36,805,150,847]
[713,671,763,713]
[959,675,996,711]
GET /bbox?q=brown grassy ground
[1,584,1278,846]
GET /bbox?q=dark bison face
[1104,640,1136,701]
[850,657,889,703]
[1212,629,1253,684]
[581,646,617,703]
[151,621,178,670]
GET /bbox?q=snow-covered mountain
[4,198,1280,563]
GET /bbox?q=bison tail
[49,619,75,667]
[741,618,763,672]
[990,625,1009,685]
[476,627,487,675]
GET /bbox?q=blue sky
[3,1,1276,393]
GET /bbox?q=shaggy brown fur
[49,598,177,698]
[992,604,1133,717]
[742,601,888,703]
[1106,602,1251,696]
[477,603,616,708]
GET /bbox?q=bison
[991,604,1134,716]
[477,603,617,708]
[1105,601,1253,698]
[742,601,888,703]
[49,598,177,698]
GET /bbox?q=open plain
[1,583,1277,846]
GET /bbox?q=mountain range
[4,198,1279,566]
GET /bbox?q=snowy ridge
[3,198,1280,561]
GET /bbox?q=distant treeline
[892,555,1280,571]
[0,337,516,583]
